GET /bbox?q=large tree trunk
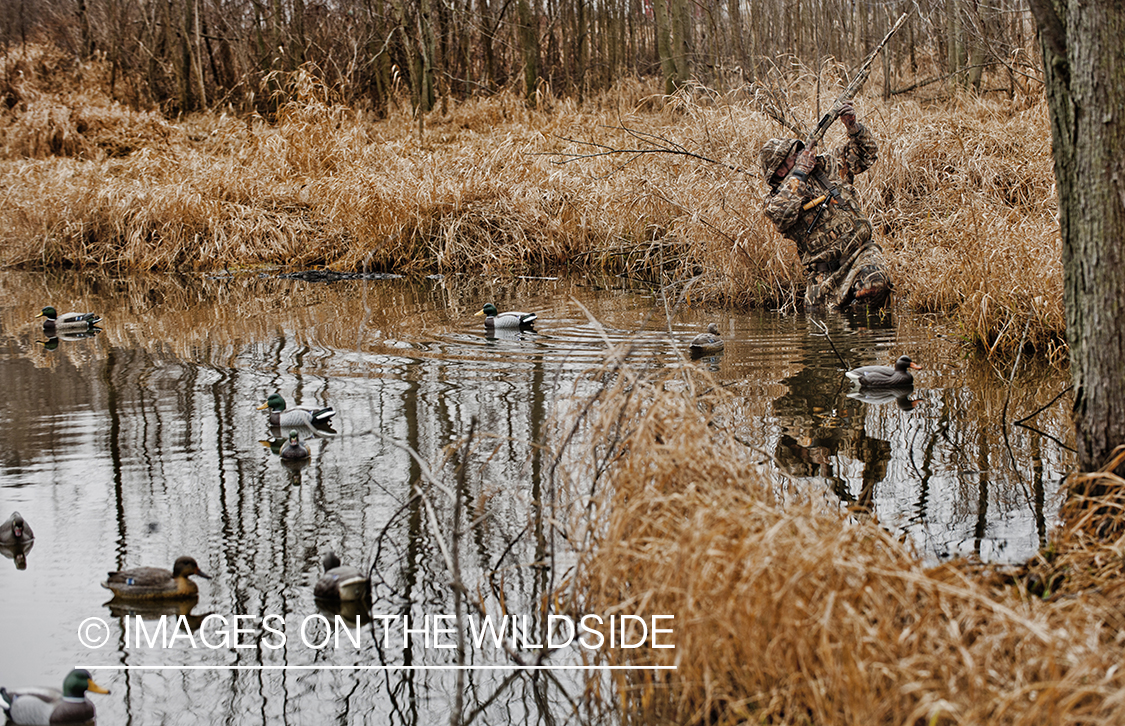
[1029,0,1125,478]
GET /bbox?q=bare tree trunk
[515,0,539,104]
[1030,0,1125,479]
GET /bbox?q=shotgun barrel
[804,11,910,149]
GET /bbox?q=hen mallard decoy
[280,430,310,460]
[313,551,370,602]
[845,355,922,388]
[102,555,211,600]
[0,511,33,547]
[36,306,101,333]
[0,668,109,725]
[475,303,537,329]
[689,323,724,356]
[257,393,336,428]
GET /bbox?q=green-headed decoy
[0,668,109,725]
[257,393,335,428]
[36,307,101,333]
[475,303,537,329]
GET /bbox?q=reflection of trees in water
[769,311,1072,562]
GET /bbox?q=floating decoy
[845,355,922,388]
[0,512,33,547]
[475,303,537,329]
[102,555,211,600]
[0,668,109,725]
[36,307,101,333]
[257,393,336,428]
[313,551,370,602]
[689,323,725,356]
[280,430,310,460]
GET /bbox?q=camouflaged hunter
[760,114,891,308]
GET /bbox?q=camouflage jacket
[761,124,879,265]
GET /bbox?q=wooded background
[0,0,1039,115]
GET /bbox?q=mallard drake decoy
[257,393,336,428]
[280,430,310,460]
[689,323,724,356]
[36,307,101,333]
[0,668,109,725]
[102,555,211,600]
[845,355,922,388]
[475,303,537,329]
[313,551,370,602]
[0,511,33,547]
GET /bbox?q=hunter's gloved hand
[838,101,858,132]
[794,144,817,175]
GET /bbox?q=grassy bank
[0,43,1062,357]
[563,365,1121,725]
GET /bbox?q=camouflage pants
[802,236,890,309]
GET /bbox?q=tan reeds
[0,44,1062,356]
[562,364,1124,725]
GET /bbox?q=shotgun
[803,11,910,150]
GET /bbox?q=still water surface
[0,271,1074,724]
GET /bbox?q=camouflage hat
[759,137,803,181]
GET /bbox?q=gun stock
[804,11,910,148]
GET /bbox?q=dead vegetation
[0,44,1062,357]
[561,364,1124,725]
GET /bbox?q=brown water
[0,270,1074,724]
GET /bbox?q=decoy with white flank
[845,355,922,388]
[0,668,109,726]
[102,555,211,600]
[280,430,310,460]
[313,551,371,602]
[36,306,101,333]
[475,303,537,330]
[0,511,33,548]
[689,323,725,356]
[258,393,336,428]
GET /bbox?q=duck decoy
[0,668,109,725]
[845,355,922,388]
[280,430,310,460]
[102,555,211,600]
[689,323,724,356]
[36,307,101,333]
[313,551,370,602]
[257,393,336,428]
[0,512,33,547]
[475,303,537,329]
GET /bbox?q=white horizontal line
[81,665,675,671]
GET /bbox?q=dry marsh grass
[562,365,1123,725]
[0,46,1061,356]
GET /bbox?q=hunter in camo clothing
[760,101,891,308]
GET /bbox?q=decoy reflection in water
[689,323,725,357]
[105,597,210,632]
[476,303,537,330]
[36,306,101,334]
[845,355,921,388]
[280,430,310,460]
[847,387,922,411]
[38,328,101,350]
[0,669,109,726]
[258,393,336,428]
[0,512,33,547]
[313,551,371,602]
[102,555,211,600]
